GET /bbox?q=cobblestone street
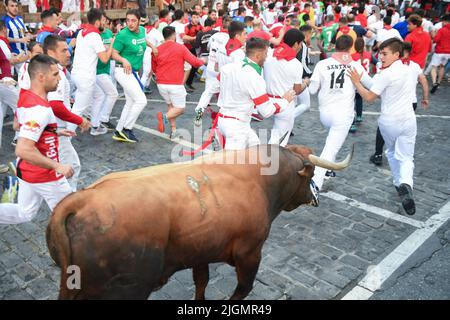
[0,77,449,300]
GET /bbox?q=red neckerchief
[219,27,228,33]
[159,18,168,24]
[38,25,56,34]
[225,38,243,56]
[401,58,410,65]
[324,21,335,27]
[331,52,353,65]
[82,24,100,37]
[145,26,154,33]
[0,36,11,50]
[384,25,392,30]
[339,26,351,34]
[273,42,297,61]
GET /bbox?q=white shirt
[264,55,303,98]
[421,18,433,33]
[391,12,400,26]
[405,60,422,103]
[216,46,245,72]
[47,66,72,128]
[206,31,230,77]
[18,61,30,89]
[376,27,403,43]
[263,9,278,26]
[71,31,105,79]
[170,20,187,45]
[218,60,287,122]
[146,27,164,47]
[0,39,12,60]
[228,0,240,16]
[309,57,372,115]
[370,60,415,120]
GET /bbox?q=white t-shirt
[263,55,303,98]
[71,31,106,79]
[47,66,72,128]
[228,0,240,16]
[18,61,30,89]
[146,27,164,47]
[370,60,415,120]
[376,28,403,43]
[405,60,422,103]
[207,31,230,77]
[421,18,433,34]
[170,20,187,45]
[218,60,287,122]
[263,9,278,26]
[391,12,400,26]
[309,57,372,115]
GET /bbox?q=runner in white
[67,8,113,133]
[264,29,307,146]
[309,35,372,191]
[217,37,295,150]
[348,38,419,215]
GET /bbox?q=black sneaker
[398,183,415,215]
[124,129,139,142]
[430,83,440,94]
[370,154,383,166]
[101,121,115,131]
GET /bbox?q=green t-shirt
[97,29,114,75]
[321,23,339,53]
[113,26,147,71]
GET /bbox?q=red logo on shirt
[23,120,41,133]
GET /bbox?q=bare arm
[16,138,74,178]
[418,73,429,110]
[112,48,132,74]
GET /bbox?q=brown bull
[46,144,353,300]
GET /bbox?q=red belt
[268,94,282,99]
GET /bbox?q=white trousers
[269,100,294,147]
[0,178,72,224]
[141,48,152,88]
[196,75,220,113]
[294,88,310,118]
[218,118,260,150]
[379,115,417,188]
[92,74,119,127]
[114,67,147,131]
[313,110,354,190]
[58,136,80,192]
[0,83,19,148]
[68,74,96,132]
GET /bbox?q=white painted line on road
[322,191,425,229]
[342,200,450,300]
[119,98,450,119]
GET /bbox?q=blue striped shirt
[1,14,27,54]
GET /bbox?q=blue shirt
[349,24,368,37]
[393,20,409,39]
[1,15,27,54]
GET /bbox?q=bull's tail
[46,191,87,299]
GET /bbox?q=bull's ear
[297,161,314,178]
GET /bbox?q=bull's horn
[308,144,355,171]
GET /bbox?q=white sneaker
[90,125,108,136]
